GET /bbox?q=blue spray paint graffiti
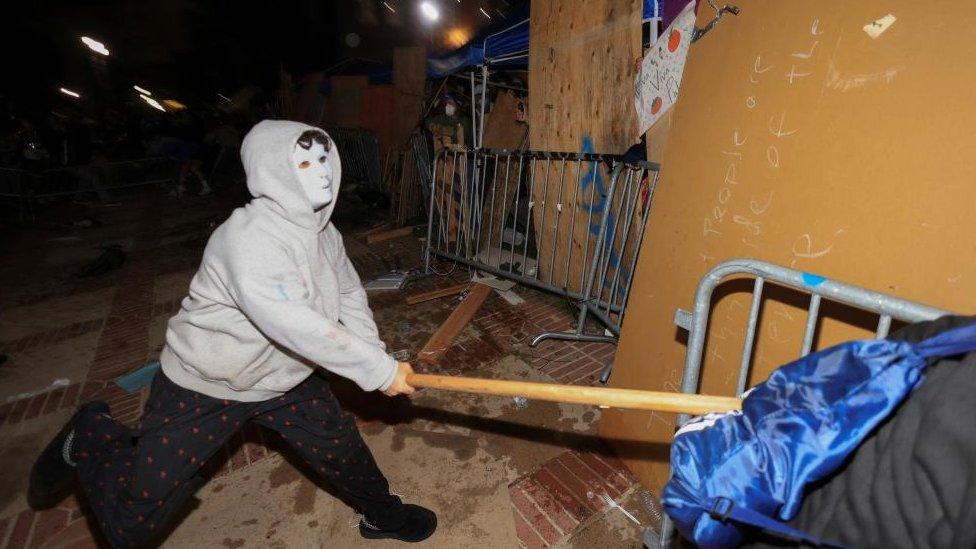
[578,137,630,298]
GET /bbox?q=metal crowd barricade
[648,258,952,547]
[423,147,661,351]
[326,127,383,191]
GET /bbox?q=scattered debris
[600,493,642,526]
[512,396,528,408]
[471,273,516,291]
[391,349,411,362]
[495,289,525,306]
[364,271,410,291]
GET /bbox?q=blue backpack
[662,320,976,547]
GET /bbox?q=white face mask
[292,140,334,210]
[445,103,457,116]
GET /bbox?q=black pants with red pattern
[72,371,403,548]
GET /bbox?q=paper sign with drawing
[634,1,696,136]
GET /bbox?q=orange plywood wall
[600,0,976,492]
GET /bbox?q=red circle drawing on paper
[651,97,663,114]
[668,29,682,52]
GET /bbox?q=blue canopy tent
[426,3,531,78]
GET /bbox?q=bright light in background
[479,7,491,19]
[162,99,187,111]
[59,87,80,98]
[80,36,110,56]
[383,1,396,13]
[140,94,166,112]
[133,85,152,96]
[420,1,440,21]
[446,27,471,48]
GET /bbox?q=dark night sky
[1,0,514,118]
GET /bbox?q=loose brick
[515,478,578,536]
[575,451,631,495]
[43,517,97,549]
[7,509,36,548]
[0,401,14,427]
[29,508,69,549]
[60,384,82,410]
[531,468,591,523]
[558,453,617,499]
[592,451,637,486]
[509,485,561,544]
[511,507,548,549]
[23,392,50,421]
[42,388,66,415]
[546,460,600,513]
[0,516,9,549]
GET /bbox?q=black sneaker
[360,504,437,543]
[28,401,109,509]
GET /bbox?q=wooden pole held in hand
[405,373,741,416]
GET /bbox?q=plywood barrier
[600,0,976,493]
[528,0,643,294]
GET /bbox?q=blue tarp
[427,3,531,77]
[663,320,976,547]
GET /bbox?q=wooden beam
[357,221,394,238]
[366,226,415,244]
[406,283,471,305]
[407,373,741,416]
[417,283,493,366]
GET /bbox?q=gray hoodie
[159,120,397,401]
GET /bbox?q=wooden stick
[406,283,471,305]
[406,373,741,416]
[417,283,492,365]
[366,226,415,244]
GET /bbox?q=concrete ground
[0,183,661,548]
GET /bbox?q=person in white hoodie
[28,120,437,546]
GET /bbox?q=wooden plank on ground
[527,0,642,293]
[417,283,492,366]
[366,226,415,244]
[357,221,394,238]
[406,283,471,305]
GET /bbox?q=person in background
[424,94,472,149]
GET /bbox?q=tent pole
[479,64,489,150]
[469,70,478,148]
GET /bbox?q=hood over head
[240,120,342,231]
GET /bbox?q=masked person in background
[28,120,437,547]
[424,94,472,149]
